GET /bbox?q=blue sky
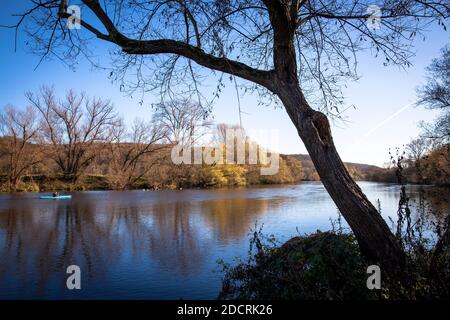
[0,2,448,166]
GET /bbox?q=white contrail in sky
[351,102,415,148]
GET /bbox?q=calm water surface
[0,182,444,299]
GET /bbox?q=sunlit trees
[422,146,450,185]
[107,118,168,189]
[26,86,121,182]
[406,137,430,164]
[405,136,429,181]
[0,105,41,190]
[152,99,212,145]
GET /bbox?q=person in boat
[52,192,59,197]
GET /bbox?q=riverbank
[2,148,447,192]
[2,173,447,193]
[0,173,313,192]
[1,134,397,192]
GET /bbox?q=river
[0,182,446,299]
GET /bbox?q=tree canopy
[9,0,449,115]
[417,46,450,144]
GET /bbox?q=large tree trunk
[278,83,406,274]
[263,2,407,274]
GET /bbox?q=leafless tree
[406,137,429,163]
[417,46,450,145]
[0,105,41,190]
[417,46,450,111]
[405,136,431,179]
[9,0,450,273]
[419,114,450,145]
[216,123,244,144]
[152,99,212,145]
[107,118,168,189]
[26,86,121,181]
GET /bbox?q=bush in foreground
[219,230,375,300]
[219,214,449,300]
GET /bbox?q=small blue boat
[39,195,72,200]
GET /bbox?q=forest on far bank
[0,134,390,192]
[0,120,447,192]
[0,75,449,192]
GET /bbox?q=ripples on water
[0,182,447,299]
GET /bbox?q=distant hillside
[282,154,388,181]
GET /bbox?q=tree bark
[277,83,406,272]
[262,1,406,274]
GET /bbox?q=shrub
[219,230,376,300]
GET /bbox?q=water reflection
[0,183,447,299]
